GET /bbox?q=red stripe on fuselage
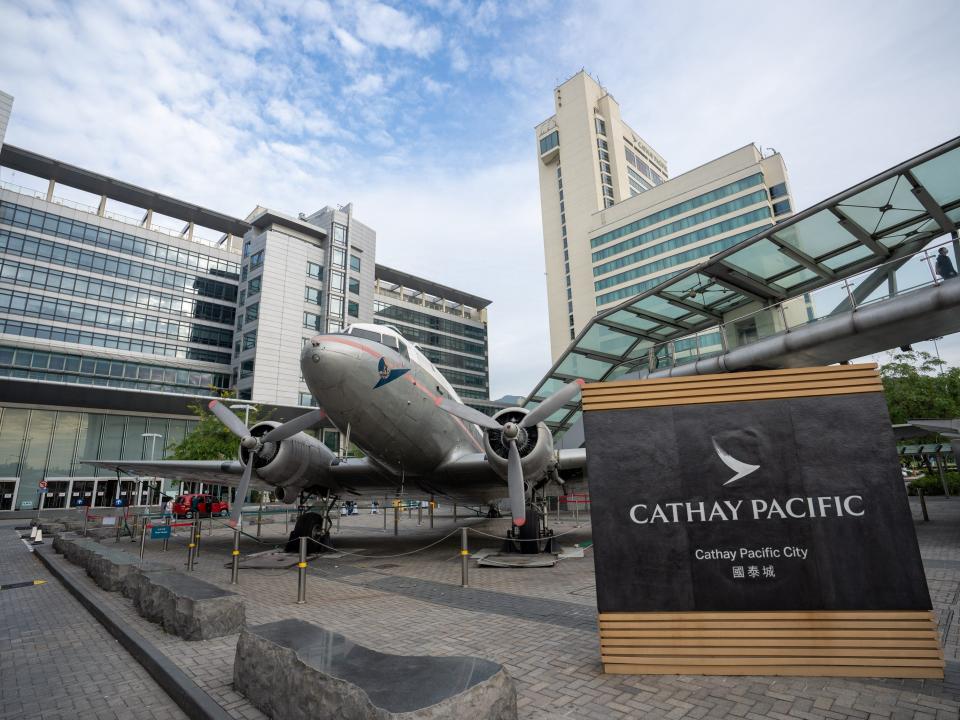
[315,336,483,452]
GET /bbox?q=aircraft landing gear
[285,494,337,553]
[486,503,503,518]
[502,503,556,555]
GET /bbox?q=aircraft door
[0,480,16,511]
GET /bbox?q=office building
[0,93,492,512]
[373,265,490,401]
[536,71,792,359]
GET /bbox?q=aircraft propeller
[207,400,324,526]
[437,379,584,527]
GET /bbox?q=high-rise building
[536,71,792,360]
[373,265,490,401]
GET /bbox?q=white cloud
[333,27,365,56]
[354,2,442,58]
[449,42,469,72]
[349,73,385,96]
[422,76,449,95]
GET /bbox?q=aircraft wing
[81,459,271,489]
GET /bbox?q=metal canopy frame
[524,135,960,436]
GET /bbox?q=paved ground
[0,519,187,720]
[11,498,960,720]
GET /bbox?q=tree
[880,351,960,425]
[169,391,271,460]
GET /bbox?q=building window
[347,300,359,318]
[597,139,608,150]
[305,287,323,306]
[239,290,246,305]
[245,302,259,323]
[595,117,606,136]
[349,254,361,272]
[333,224,346,244]
[769,183,788,199]
[348,277,360,294]
[773,200,791,216]
[299,392,318,407]
[248,276,261,296]
[329,296,344,318]
[243,330,257,350]
[250,250,264,268]
[330,270,345,292]
[303,312,322,331]
[307,261,323,280]
[539,130,559,155]
[240,359,255,378]
[332,248,345,268]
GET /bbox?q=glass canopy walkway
[523,135,960,441]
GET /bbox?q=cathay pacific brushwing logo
[374,356,409,389]
[712,437,760,485]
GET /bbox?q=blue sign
[114,498,125,507]
[39,487,48,493]
[74,498,85,507]
[151,526,172,540]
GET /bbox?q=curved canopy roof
[524,135,960,437]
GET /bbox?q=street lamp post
[141,433,163,509]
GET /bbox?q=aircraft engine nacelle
[239,421,337,501]
[483,407,555,486]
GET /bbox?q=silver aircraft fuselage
[301,330,484,477]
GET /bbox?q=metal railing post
[453,503,457,523]
[460,528,469,587]
[296,536,307,604]
[923,250,939,284]
[429,496,434,529]
[417,503,422,526]
[82,509,89,537]
[394,503,399,536]
[162,516,170,552]
[918,488,929,522]
[187,520,197,571]
[194,518,202,557]
[257,504,263,538]
[231,527,241,584]
[383,501,388,532]
[139,520,148,560]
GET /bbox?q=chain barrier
[302,527,463,559]
[465,525,587,542]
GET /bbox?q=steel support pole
[453,503,457,523]
[918,488,930,522]
[383,501,388,531]
[429,496,434,528]
[460,527,469,587]
[162,516,170,551]
[296,536,307,604]
[417,503,422,526]
[230,527,240,584]
[936,453,951,497]
[194,519,202,557]
[394,504,399,536]
[257,504,263,538]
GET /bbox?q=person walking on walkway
[935,247,958,280]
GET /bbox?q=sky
[1,0,959,398]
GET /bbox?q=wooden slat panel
[598,611,933,621]
[604,665,944,678]
[600,638,939,648]
[582,364,883,410]
[597,609,943,678]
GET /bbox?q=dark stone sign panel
[584,393,931,613]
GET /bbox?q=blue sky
[2,0,959,397]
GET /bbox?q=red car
[173,493,229,518]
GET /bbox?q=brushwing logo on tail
[374,356,409,388]
[711,437,760,485]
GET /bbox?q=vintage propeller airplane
[87,323,587,551]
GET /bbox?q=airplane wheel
[517,504,543,554]
[285,513,329,553]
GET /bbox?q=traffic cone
[32,528,43,545]
[29,525,38,539]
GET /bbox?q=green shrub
[907,471,960,496]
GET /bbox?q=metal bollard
[162,516,170,552]
[429,496,434,529]
[139,520,149,559]
[186,520,197,571]
[394,503,399,536]
[230,527,241,584]
[418,503,422,526]
[257,504,263,538]
[453,503,457,523]
[460,527,469,587]
[296,536,307,604]
[383,502,387,531]
[194,518,202,558]
[82,510,89,537]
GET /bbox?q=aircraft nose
[301,336,362,392]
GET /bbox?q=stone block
[132,571,244,641]
[234,620,517,720]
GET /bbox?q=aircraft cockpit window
[350,327,382,343]
[381,335,399,351]
[397,340,410,359]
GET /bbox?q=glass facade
[0,406,196,511]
